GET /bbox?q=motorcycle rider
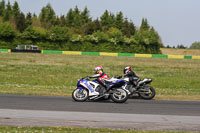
[88,66,112,93]
[117,66,141,91]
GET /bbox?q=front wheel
[138,86,156,100]
[111,88,128,103]
[72,88,89,102]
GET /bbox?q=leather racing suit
[119,71,140,87]
[89,71,110,89]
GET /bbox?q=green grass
[0,53,200,100]
[0,126,196,133]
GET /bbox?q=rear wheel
[111,88,128,103]
[139,86,156,100]
[72,88,89,102]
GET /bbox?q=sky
[6,0,200,47]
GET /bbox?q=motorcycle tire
[111,88,128,103]
[138,86,156,100]
[72,88,89,102]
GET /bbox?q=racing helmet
[124,66,131,74]
[94,66,103,74]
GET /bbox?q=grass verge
[0,53,200,101]
[161,48,200,56]
[0,126,195,133]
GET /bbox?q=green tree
[81,7,91,24]
[26,12,32,27]
[122,19,136,37]
[0,0,5,16]
[100,10,109,26]
[40,7,46,22]
[93,19,102,31]
[60,15,66,26]
[130,31,146,53]
[115,11,124,30]
[190,42,200,49]
[100,10,115,30]
[72,6,81,27]
[82,22,95,35]
[47,4,55,21]
[21,26,42,41]
[66,8,73,27]
[39,3,56,29]
[177,44,186,49]
[92,30,108,43]
[47,26,71,42]
[140,18,150,31]
[3,1,12,22]
[149,27,163,48]
[131,27,162,53]
[107,27,125,49]
[82,19,102,35]
[6,1,12,12]
[12,1,20,17]
[3,9,10,21]
[16,12,26,32]
[33,13,37,18]
[0,22,15,39]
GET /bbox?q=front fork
[78,87,84,94]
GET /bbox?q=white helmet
[94,66,103,74]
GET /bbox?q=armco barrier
[135,54,152,58]
[0,49,10,52]
[1,49,200,59]
[11,49,41,53]
[152,54,168,58]
[192,56,200,59]
[63,51,82,55]
[184,56,192,59]
[82,52,100,55]
[118,53,134,56]
[42,50,62,54]
[100,52,118,56]
[168,55,184,59]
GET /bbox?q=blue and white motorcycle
[72,76,129,103]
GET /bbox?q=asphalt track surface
[0,94,200,131]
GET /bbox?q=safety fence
[1,49,200,59]
[42,50,200,59]
[0,49,11,53]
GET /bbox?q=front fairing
[77,79,88,87]
[77,79,95,93]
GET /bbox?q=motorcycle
[72,76,129,103]
[122,77,156,100]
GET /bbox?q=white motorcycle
[122,77,156,100]
[72,76,129,103]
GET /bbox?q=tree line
[0,0,163,53]
[190,42,200,49]
[163,42,200,49]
